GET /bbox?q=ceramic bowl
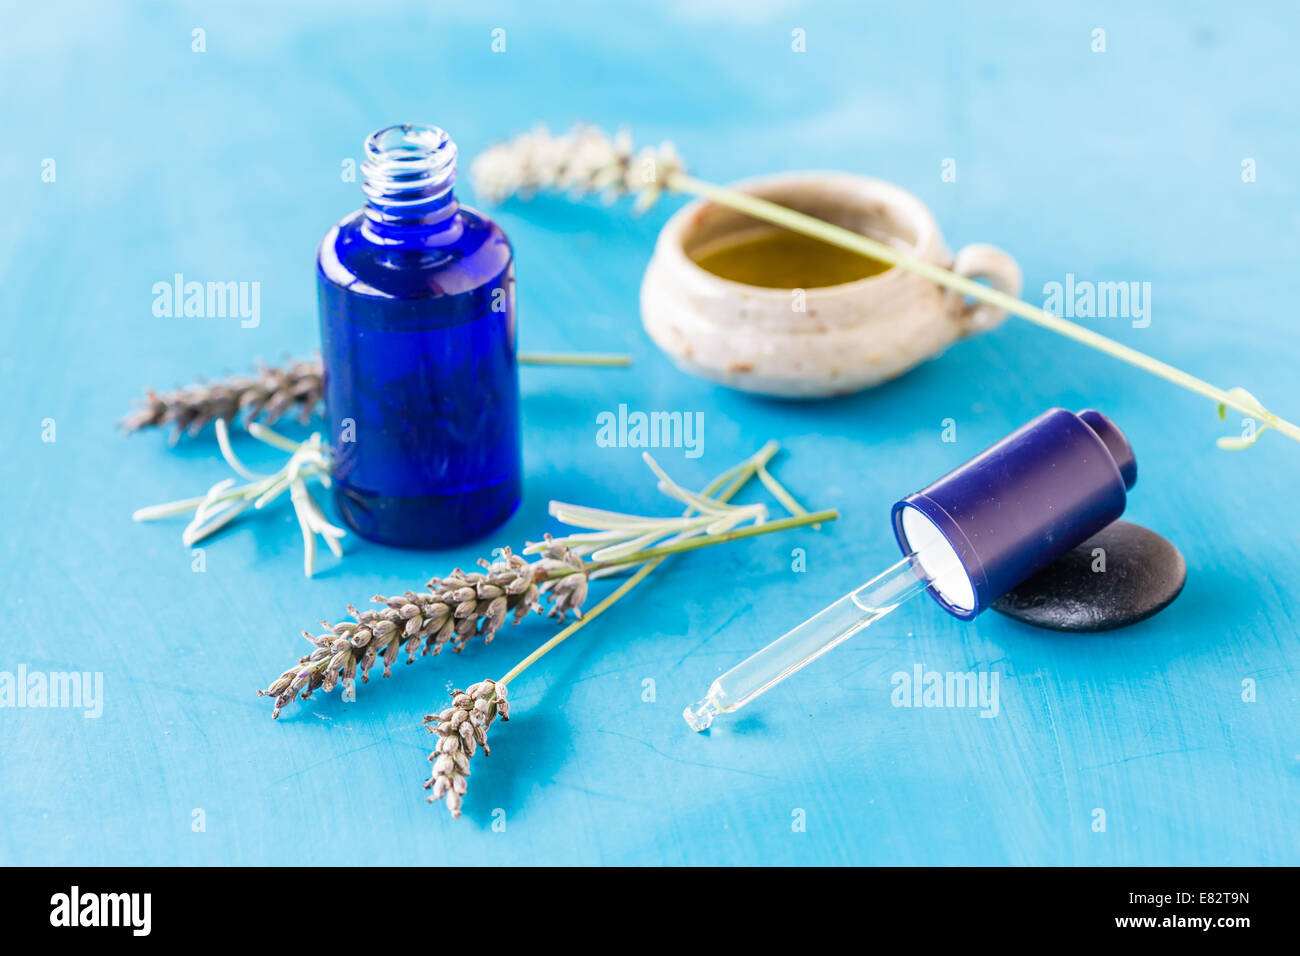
[640,171,1022,397]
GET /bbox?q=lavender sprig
[259,543,583,718]
[471,124,684,213]
[475,122,1300,449]
[420,441,837,820]
[124,353,632,441]
[122,357,323,442]
[424,681,508,818]
[262,446,833,721]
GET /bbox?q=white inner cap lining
[900,505,976,612]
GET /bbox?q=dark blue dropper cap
[890,408,1137,621]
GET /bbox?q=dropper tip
[683,697,720,732]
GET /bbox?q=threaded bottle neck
[361,124,459,238]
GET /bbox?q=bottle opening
[361,123,458,229]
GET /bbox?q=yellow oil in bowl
[690,230,891,289]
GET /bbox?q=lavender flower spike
[259,545,584,718]
[424,680,509,818]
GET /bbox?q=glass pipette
[683,545,957,731]
[683,407,1141,732]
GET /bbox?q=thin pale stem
[498,441,804,687]
[498,562,657,686]
[246,421,304,453]
[133,494,230,521]
[579,508,836,574]
[755,463,818,529]
[667,171,1300,444]
[519,352,632,367]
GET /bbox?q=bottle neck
[360,124,460,241]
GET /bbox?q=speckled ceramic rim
[656,170,942,303]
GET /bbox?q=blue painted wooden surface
[2,0,1297,865]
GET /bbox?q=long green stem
[498,442,826,686]
[667,171,1300,444]
[498,562,657,687]
[519,351,632,367]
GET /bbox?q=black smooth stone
[991,521,1186,632]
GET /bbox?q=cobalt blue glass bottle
[317,124,521,548]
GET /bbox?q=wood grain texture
[1,0,1296,865]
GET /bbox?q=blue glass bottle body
[316,125,521,548]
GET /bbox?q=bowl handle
[947,243,1023,335]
